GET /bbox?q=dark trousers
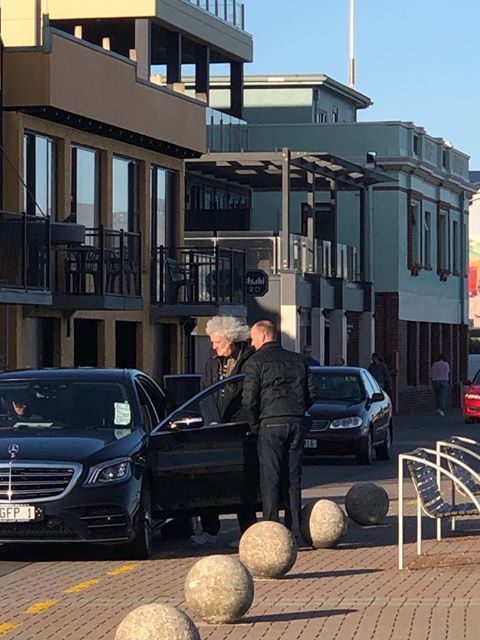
[257,419,306,535]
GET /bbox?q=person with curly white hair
[191,315,257,545]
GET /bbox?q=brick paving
[0,411,479,638]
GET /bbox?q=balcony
[0,212,52,305]
[151,246,246,318]
[183,0,246,30]
[54,228,142,310]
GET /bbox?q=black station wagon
[0,369,257,557]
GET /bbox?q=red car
[463,371,480,422]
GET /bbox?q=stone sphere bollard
[184,555,254,623]
[345,482,390,525]
[300,499,347,548]
[239,521,297,578]
[115,603,200,640]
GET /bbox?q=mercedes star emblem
[8,444,19,459]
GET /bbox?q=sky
[240,0,480,169]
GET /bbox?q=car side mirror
[463,380,472,386]
[168,415,204,430]
[370,392,385,403]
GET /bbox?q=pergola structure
[187,149,391,277]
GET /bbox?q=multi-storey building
[201,74,474,412]
[0,0,252,379]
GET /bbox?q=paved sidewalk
[0,410,480,639]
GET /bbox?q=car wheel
[127,482,152,559]
[376,424,392,461]
[356,429,373,465]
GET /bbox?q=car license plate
[0,504,43,522]
[304,439,317,449]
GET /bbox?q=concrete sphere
[115,603,200,640]
[239,521,297,578]
[300,499,347,548]
[184,555,254,623]
[345,482,390,525]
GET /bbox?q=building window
[442,149,450,171]
[314,108,327,124]
[23,132,56,217]
[71,146,100,229]
[151,166,177,248]
[413,134,420,156]
[332,106,339,123]
[410,200,421,267]
[112,157,139,232]
[452,220,459,274]
[424,210,432,267]
[437,210,449,272]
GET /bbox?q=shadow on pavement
[242,608,357,623]
[284,568,380,580]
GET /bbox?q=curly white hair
[205,316,250,343]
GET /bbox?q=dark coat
[202,342,255,423]
[241,342,319,430]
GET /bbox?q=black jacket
[203,342,255,423]
[241,342,319,429]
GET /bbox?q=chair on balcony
[165,257,195,303]
[65,247,101,294]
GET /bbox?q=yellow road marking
[0,622,20,635]
[106,564,140,576]
[25,600,58,615]
[64,579,101,593]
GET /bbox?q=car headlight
[465,393,480,400]
[84,458,132,486]
[330,417,363,429]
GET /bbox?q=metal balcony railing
[152,246,246,306]
[183,0,245,30]
[55,227,141,297]
[0,211,51,290]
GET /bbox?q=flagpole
[349,0,356,88]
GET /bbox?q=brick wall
[374,292,468,414]
[347,311,360,365]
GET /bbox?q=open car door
[148,375,259,516]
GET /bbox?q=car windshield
[472,371,480,385]
[313,372,365,403]
[0,380,132,432]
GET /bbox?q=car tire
[376,425,392,461]
[356,429,373,465]
[127,482,152,559]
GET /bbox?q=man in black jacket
[242,320,318,541]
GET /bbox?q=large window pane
[112,157,139,232]
[71,146,100,229]
[23,132,56,217]
[151,166,177,248]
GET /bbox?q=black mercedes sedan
[0,369,257,557]
[304,366,393,465]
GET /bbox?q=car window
[135,381,158,433]
[313,372,365,403]
[0,380,133,435]
[363,371,382,395]
[155,374,245,431]
[136,376,167,421]
[473,370,480,385]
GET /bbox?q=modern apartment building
[202,74,474,412]
[0,0,252,379]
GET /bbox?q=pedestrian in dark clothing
[242,321,319,543]
[191,316,257,545]
[368,353,392,394]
